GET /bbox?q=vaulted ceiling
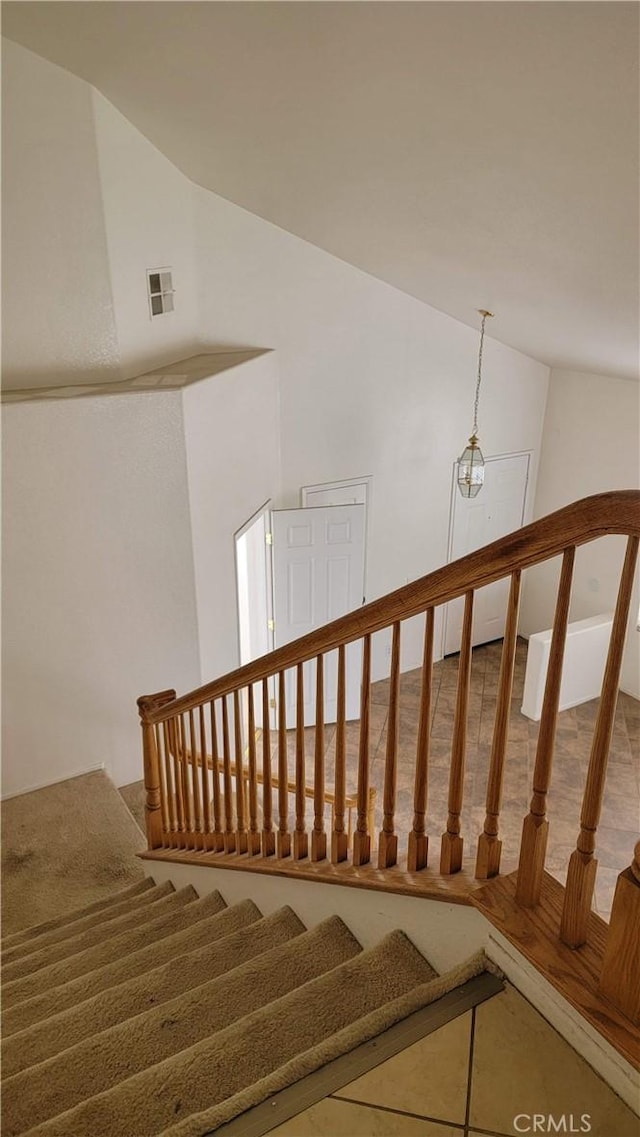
[3,1,639,379]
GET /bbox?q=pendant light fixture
[457,309,494,498]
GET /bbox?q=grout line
[327,1094,467,1131]
[464,1004,477,1136]
[468,1127,525,1137]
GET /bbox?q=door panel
[272,504,366,724]
[445,455,530,655]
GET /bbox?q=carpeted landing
[1,771,146,935]
[1,876,490,1137]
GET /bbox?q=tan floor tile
[470,985,639,1137]
[266,1098,460,1136]
[333,1010,471,1124]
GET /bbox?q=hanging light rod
[456,309,494,499]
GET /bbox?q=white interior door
[444,454,530,655]
[271,503,366,725]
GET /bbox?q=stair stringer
[141,861,485,974]
[142,862,639,1116]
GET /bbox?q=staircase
[1,876,496,1137]
[137,492,640,1055]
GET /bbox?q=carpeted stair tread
[0,878,154,951]
[2,886,203,1006]
[2,917,361,1134]
[2,884,188,981]
[2,906,302,1077]
[163,951,491,1137]
[1,880,172,966]
[2,891,241,1036]
[19,930,434,1137]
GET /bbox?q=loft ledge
[2,350,270,404]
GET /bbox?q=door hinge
[269,698,276,709]
[268,618,275,631]
[265,532,273,546]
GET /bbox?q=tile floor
[266,982,639,1137]
[272,638,640,919]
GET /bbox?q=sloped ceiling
[3,1,639,379]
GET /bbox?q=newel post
[598,841,640,1026]
[137,690,176,850]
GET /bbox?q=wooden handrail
[178,745,365,813]
[142,492,640,725]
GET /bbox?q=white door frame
[441,451,532,659]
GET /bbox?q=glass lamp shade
[457,434,485,498]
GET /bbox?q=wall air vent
[147,268,175,317]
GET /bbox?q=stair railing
[138,490,640,1024]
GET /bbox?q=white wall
[2,42,552,800]
[92,91,201,377]
[1,393,201,796]
[182,353,282,681]
[194,187,550,676]
[1,40,121,389]
[520,368,640,698]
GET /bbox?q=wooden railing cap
[141,491,640,724]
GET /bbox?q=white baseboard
[1,763,106,801]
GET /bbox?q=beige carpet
[1,771,145,935]
[118,778,146,833]
[0,875,491,1137]
[1,906,302,1078]
[1,880,173,969]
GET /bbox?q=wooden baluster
[261,679,276,855]
[277,670,291,857]
[293,662,308,859]
[311,655,327,861]
[353,635,372,866]
[162,721,178,847]
[561,536,639,946]
[209,701,224,852]
[476,571,521,879]
[440,591,474,874]
[598,841,640,1025]
[246,685,261,855]
[189,709,204,850]
[199,705,213,852]
[137,691,176,850]
[233,689,248,854]
[331,645,348,864]
[408,608,434,872]
[154,724,170,846]
[379,622,401,869]
[516,547,575,906]
[179,713,195,849]
[367,786,377,839]
[221,695,236,853]
[169,716,186,848]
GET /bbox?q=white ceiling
[3,1,639,380]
